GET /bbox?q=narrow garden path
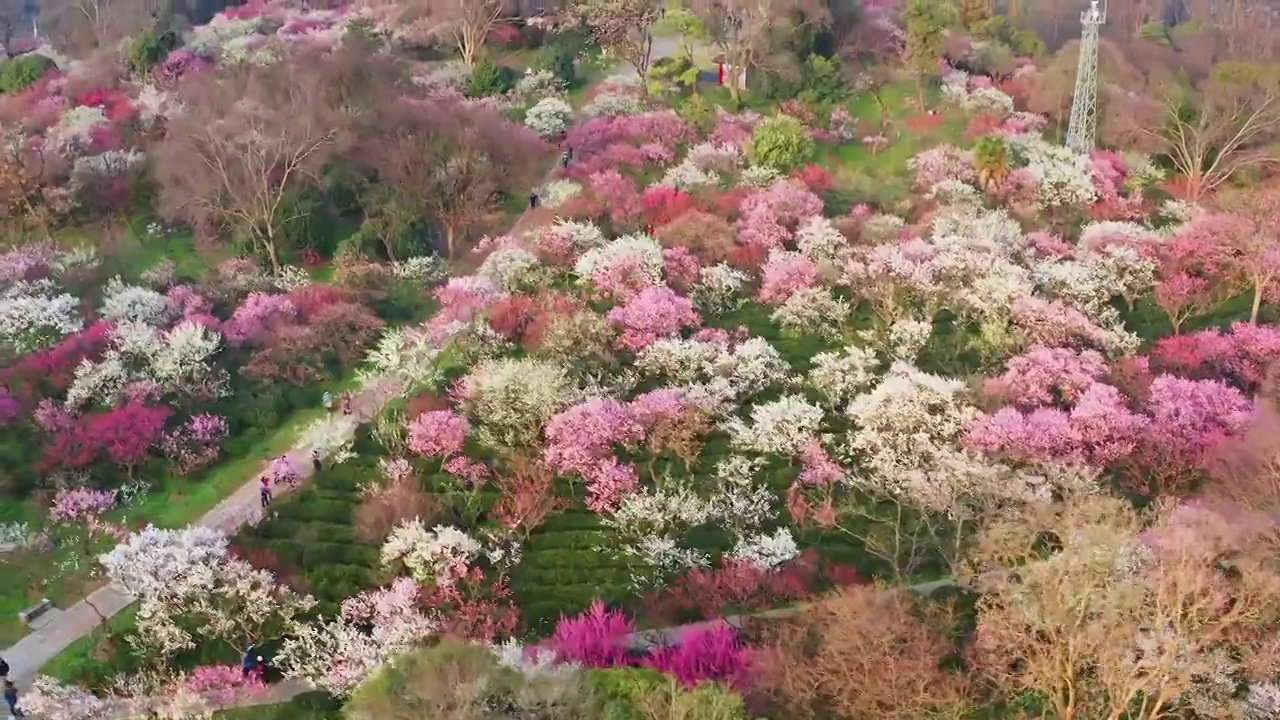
[9,41,708,711]
[1,388,394,685]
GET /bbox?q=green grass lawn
[0,373,363,648]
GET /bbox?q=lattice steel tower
[1065,0,1106,154]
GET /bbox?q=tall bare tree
[760,585,975,720]
[367,98,545,259]
[1136,62,1280,201]
[42,0,159,52]
[398,0,505,67]
[575,0,661,88]
[965,493,1280,720]
[696,0,827,104]
[154,55,346,272]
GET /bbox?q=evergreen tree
[903,0,947,103]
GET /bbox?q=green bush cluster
[465,57,519,98]
[0,54,56,95]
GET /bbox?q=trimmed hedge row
[236,394,897,638]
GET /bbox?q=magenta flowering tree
[407,410,471,460]
[641,624,752,690]
[1125,375,1254,497]
[222,292,299,347]
[548,599,635,668]
[758,250,820,303]
[543,398,643,478]
[0,385,17,425]
[985,346,1110,408]
[587,169,643,229]
[90,403,172,478]
[607,286,701,352]
[162,414,230,476]
[1149,322,1280,393]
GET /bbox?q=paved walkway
[1,388,394,686]
[5,43,716,714]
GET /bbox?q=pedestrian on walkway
[322,391,334,413]
[259,477,271,508]
[528,192,540,209]
[342,395,352,416]
[241,645,256,677]
[4,680,24,718]
[254,656,267,683]
[0,656,8,678]
[312,449,322,476]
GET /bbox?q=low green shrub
[0,54,55,95]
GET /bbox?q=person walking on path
[342,395,352,416]
[4,680,24,718]
[259,477,272,509]
[322,391,334,413]
[241,645,256,678]
[0,657,8,679]
[311,449,322,476]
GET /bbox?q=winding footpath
[7,38,718,715]
[1,388,394,686]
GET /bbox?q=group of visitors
[528,146,575,210]
[260,449,325,509]
[241,645,269,683]
[322,391,352,416]
[1,657,23,718]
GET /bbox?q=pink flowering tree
[222,292,299,347]
[1125,376,1255,498]
[162,414,230,476]
[543,397,645,509]
[758,250,819,303]
[607,286,701,353]
[1149,322,1280,393]
[736,180,824,251]
[184,664,268,705]
[46,487,128,631]
[1153,221,1231,334]
[985,347,1109,408]
[586,169,643,229]
[407,410,471,460]
[965,383,1148,469]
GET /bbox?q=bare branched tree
[965,493,1280,720]
[154,56,345,272]
[695,0,828,104]
[574,0,661,88]
[381,0,506,65]
[1140,62,1280,201]
[758,584,974,720]
[43,0,160,52]
[366,98,545,259]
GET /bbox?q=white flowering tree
[16,677,116,720]
[101,526,315,658]
[276,577,439,697]
[0,291,83,353]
